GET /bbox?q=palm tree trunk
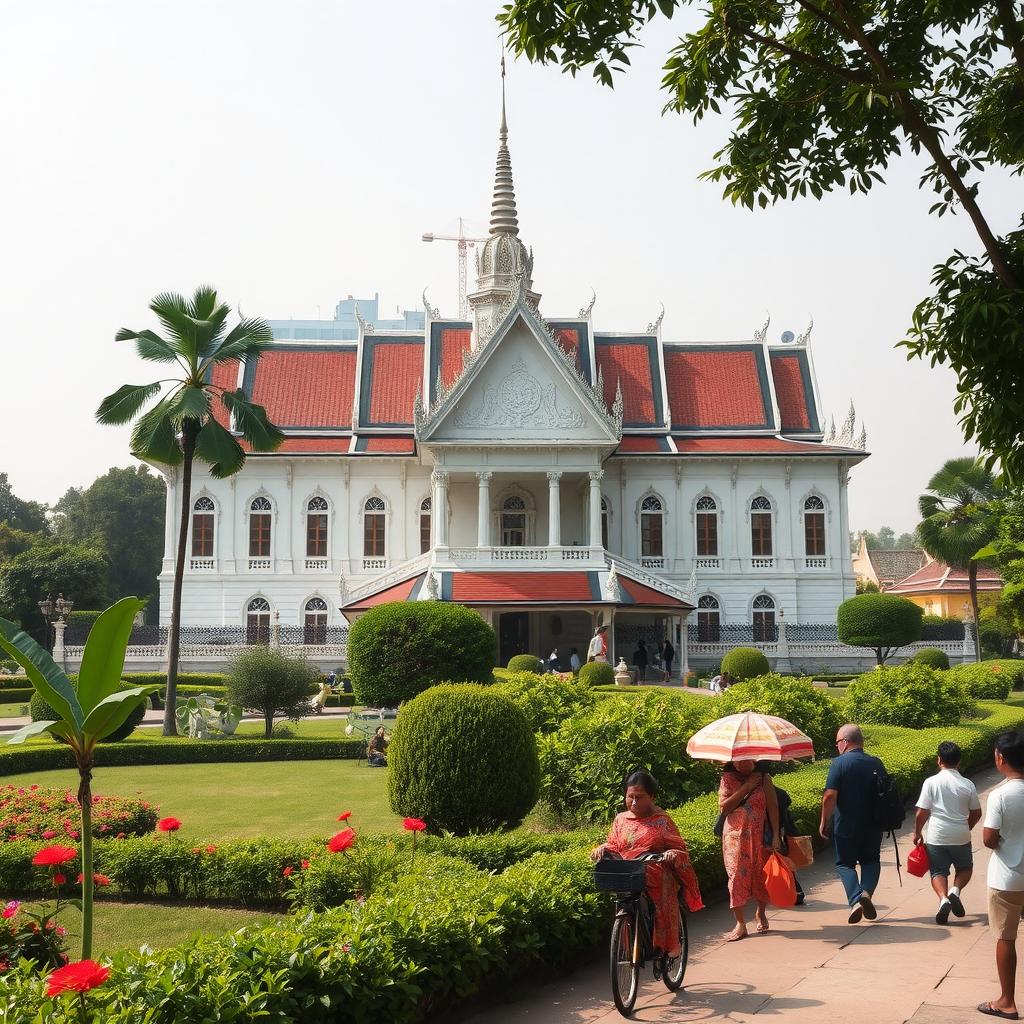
[970,561,982,663]
[163,421,199,736]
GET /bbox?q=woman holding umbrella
[687,711,815,941]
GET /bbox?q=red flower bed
[0,787,158,843]
[46,959,110,995]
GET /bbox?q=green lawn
[0,759,397,844]
[0,702,28,718]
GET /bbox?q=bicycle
[594,854,689,1016]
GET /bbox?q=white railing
[305,558,329,570]
[605,553,694,604]
[362,558,388,571]
[751,558,774,570]
[190,558,215,571]
[687,639,969,659]
[346,552,433,603]
[641,556,666,570]
[65,643,348,662]
[804,557,827,569]
[693,557,721,570]
[447,546,604,565]
[248,558,272,570]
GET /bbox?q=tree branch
[831,0,1022,289]
[991,0,1024,84]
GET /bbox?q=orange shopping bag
[763,851,798,907]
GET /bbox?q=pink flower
[1,902,20,919]
[156,818,181,833]
[282,866,293,876]
[32,846,77,866]
[337,811,352,821]
[301,860,310,869]
[29,785,38,791]
[41,831,56,840]
[402,818,427,832]
[46,959,110,996]
[328,828,355,853]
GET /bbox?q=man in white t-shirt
[914,740,982,925]
[979,730,1024,1020]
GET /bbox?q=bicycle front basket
[594,859,648,892]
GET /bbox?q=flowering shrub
[947,661,1014,701]
[0,787,157,844]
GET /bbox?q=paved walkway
[465,763,1008,1024]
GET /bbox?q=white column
[838,461,852,598]
[476,471,492,547]
[432,470,450,548]
[588,470,603,549]
[279,463,293,573]
[161,466,177,576]
[547,471,562,547]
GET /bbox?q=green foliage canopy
[226,647,317,739]
[500,1,1024,482]
[721,646,770,681]
[837,593,923,665]
[845,662,972,728]
[0,473,48,535]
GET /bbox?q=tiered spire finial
[489,56,520,237]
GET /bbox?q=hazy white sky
[1,1,1015,535]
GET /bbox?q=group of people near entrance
[591,726,1024,1020]
[583,625,676,682]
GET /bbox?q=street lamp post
[37,593,74,655]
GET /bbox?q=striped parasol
[686,711,815,762]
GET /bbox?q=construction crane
[422,217,488,320]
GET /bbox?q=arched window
[306,496,328,558]
[249,496,272,558]
[246,597,271,645]
[804,495,825,556]
[420,497,432,554]
[363,496,386,558]
[641,496,664,559]
[601,497,610,550]
[750,496,773,557]
[304,596,328,644]
[502,495,527,547]
[696,495,718,557]
[697,595,720,643]
[752,594,776,642]
[192,496,215,558]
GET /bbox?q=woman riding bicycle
[591,770,704,958]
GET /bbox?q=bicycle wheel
[661,899,689,991]
[610,911,640,1016]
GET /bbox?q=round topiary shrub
[387,683,539,835]
[577,660,615,688]
[837,593,923,664]
[911,648,951,671]
[30,680,146,743]
[845,662,971,728]
[946,661,1013,701]
[721,647,770,681]
[507,654,542,674]
[349,602,497,707]
[716,674,844,759]
[492,671,597,734]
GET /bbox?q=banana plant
[0,598,159,959]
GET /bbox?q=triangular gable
[418,302,620,447]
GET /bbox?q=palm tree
[917,457,1001,663]
[97,286,284,734]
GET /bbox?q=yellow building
[884,560,1003,618]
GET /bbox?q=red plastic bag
[763,851,797,907]
[907,843,930,878]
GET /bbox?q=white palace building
[149,102,882,676]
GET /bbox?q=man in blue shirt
[820,723,884,924]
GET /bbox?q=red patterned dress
[719,770,770,909]
[603,810,704,955]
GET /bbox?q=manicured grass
[0,702,28,718]
[0,760,398,844]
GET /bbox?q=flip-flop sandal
[978,1002,1019,1019]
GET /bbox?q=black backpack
[871,758,906,834]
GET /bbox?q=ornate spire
[489,57,520,237]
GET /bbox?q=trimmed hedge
[845,661,973,728]
[507,655,542,673]
[721,647,770,680]
[576,660,615,688]
[0,688,32,704]
[837,593,923,657]
[911,648,951,670]
[947,661,1014,701]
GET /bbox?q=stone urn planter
[615,658,632,687]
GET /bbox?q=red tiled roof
[886,561,1003,594]
[552,328,581,370]
[251,350,356,428]
[596,343,657,425]
[243,436,351,454]
[368,343,422,425]
[440,329,471,389]
[619,577,691,608]
[341,576,419,613]
[451,572,597,603]
[665,350,767,428]
[770,354,810,431]
[360,437,415,454]
[617,436,668,453]
[209,359,240,429]
[672,437,854,455]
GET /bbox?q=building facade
[155,103,871,673]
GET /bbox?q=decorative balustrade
[248,558,272,570]
[345,552,433,603]
[640,556,666,570]
[305,558,329,570]
[750,557,774,570]
[189,558,215,571]
[446,546,603,565]
[693,557,721,570]
[362,558,387,571]
[804,557,827,569]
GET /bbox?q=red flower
[76,873,110,887]
[993,665,1001,671]
[156,818,181,832]
[46,959,110,996]
[32,846,77,866]
[327,828,355,853]
[403,818,426,832]
[205,846,216,854]
[282,866,293,876]
[52,874,66,886]
[337,811,352,821]
[301,860,310,869]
